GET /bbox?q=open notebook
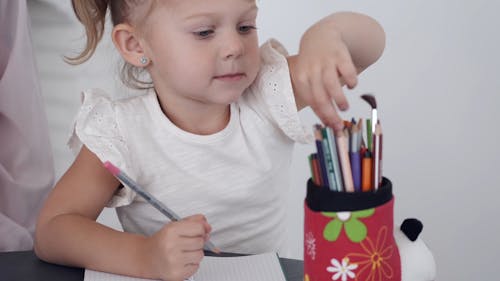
[84,252,287,281]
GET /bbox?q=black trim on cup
[306,177,393,212]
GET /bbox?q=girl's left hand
[290,22,358,132]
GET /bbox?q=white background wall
[29,1,500,280]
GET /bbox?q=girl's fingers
[332,42,358,89]
[183,263,201,280]
[309,73,342,130]
[323,66,348,111]
[180,250,204,279]
[178,215,212,237]
[178,236,206,252]
[182,250,205,264]
[337,58,358,89]
[321,75,346,132]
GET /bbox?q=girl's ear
[112,23,149,67]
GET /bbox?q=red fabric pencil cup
[304,177,401,281]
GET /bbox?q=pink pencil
[336,128,354,192]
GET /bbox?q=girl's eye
[238,25,256,34]
[194,29,214,38]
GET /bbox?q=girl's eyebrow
[183,5,258,21]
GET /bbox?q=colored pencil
[366,118,372,151]
[326,127,344,192]
[103,161,220,254]
[349,123,361,191]
[362,150,373,192]
[372,121,383,189]
[321,127,338,191]
[314,125,330,188]
[336,128,354,192]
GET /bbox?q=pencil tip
[210,247,222,255]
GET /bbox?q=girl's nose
[221,32,244,60]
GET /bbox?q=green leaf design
[344,218,368,243]
[321,212,337,218]
[352,208,375,219]
[323,219,343,241]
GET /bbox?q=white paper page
[84,252,286,281]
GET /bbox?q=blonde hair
[66,0,153,89]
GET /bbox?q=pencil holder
[303,177,401,281]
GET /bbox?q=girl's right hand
[146,214,211,281]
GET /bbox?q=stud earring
[140,56,149,65]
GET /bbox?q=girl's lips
[214,73,245,81]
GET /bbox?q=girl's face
[143,0,260,109]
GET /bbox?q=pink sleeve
[0,0,54,251]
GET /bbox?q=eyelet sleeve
[247,39,313,144]
[67,89,137,207]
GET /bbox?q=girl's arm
[34,146,209,281]
[287,11,386,131]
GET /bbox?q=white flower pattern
[326,257,358,281]
[305,232,317,260]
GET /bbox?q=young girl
[34,0,385,280]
